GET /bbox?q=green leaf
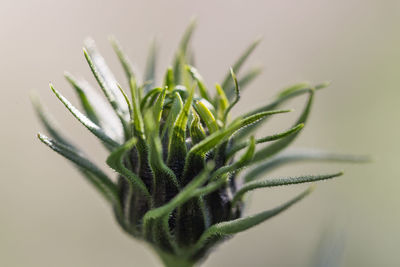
[109,36,136,81]
[236,66,262,91]
[250,90,314,164]
[38,133,119,204]
[129,77,145,140]
[223,69,240,122]
[227,123,305,158]
[194,186,314,248]
[278,82,311,98]
[212,137,255,181]
[244,149,370,183]
[173,19,196,84]
[144,112,179,207]
[142,163,213,232]
[186,109,291,164]
[153,88,167,129]
[194,100,219,134]
[116,84,133,117]
[190,110,206,145]
[31,93,75,149]
[64,72,101,126]
[214,83,229,119]
[50,84,120,149]
[141,87,163,111]
[221,37,261,99]
[232,172,343,206]
[163,67,175,91]
[161,92,183,140]
[188,137,257,199]
[182,109,289,184]
[167,88,194,176]
[234,84,323,141]
[106,137,151,200]
[186,65,211,101]
[63,73,124,142]
[144,39,157,92]
[83,39,129,120]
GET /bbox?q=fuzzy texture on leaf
[34,22,365,267]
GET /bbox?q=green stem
[155,249,196,267]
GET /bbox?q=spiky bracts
[33,21,365,266]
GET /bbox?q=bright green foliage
[33,22,365,267]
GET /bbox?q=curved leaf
[250,90,314,164]
[227,123,304,158]
[221,37,261,99]
[64,72,101,126]
[106,137,151,200]
[223,69,240,122]
[194,100,219,134]
[142,163,213,233]
[173,19,196,84]
[167,88,194,177]
[109,36,136,81]
[83,39,129,120]
[190,110,206,145]
[194,186,314,251]
[232,172,343,206]
[50,84,120,149]
[161,92,183,139]
[144,38,158,92]
[186,65,211,101]
[245,149,370,183]
[38,133,118,204]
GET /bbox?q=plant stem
[156,249,195,267]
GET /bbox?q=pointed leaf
[117,84,133,116]
[142,163,213,231]
[153,88,167,128]
[144,39,158,92]
[173,19,196,84]
[129,78,145,140]
[215,83,229,119]
[64,72,101,125]
[161,92,183,139]
[186,65,211,101]
[50,84,120,148]
[245,149,370,183]
[189,137,257,199]
[233,172,343,206]
[211,136,256,181]
[63,73,124,142]
[141,87,163,110]
[31,94,75,149]
[190,110,206,145]
[163,67,175,91]
[144,112,179,206]
[235,84,324,141]
[167,88,194,176]
[227,123,304,158]
[250,90,314,164]
[194,100,219,134]
[38,133,118,204]
[109,36,136,81]
[221,37,261,99]
[83,40,129,120]
[186,109,291,164]
[106,137,150,199]
[236,66,262,91]
[195,186,314,248]
[223,69,240,122]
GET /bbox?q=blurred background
[1,0,399,266]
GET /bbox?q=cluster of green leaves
[33,20,366,266]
